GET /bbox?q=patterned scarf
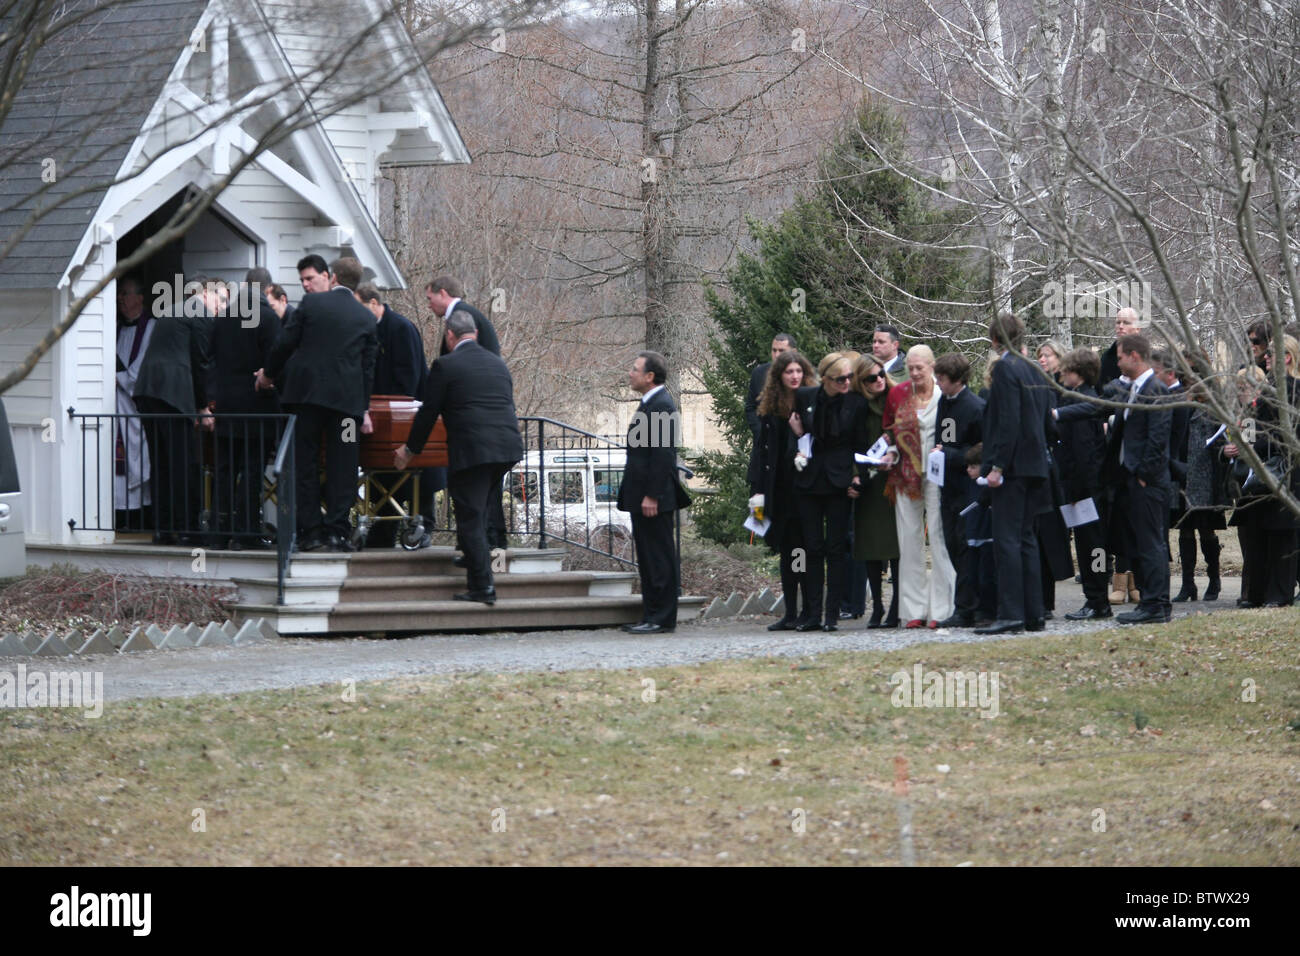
[886,382,926,501]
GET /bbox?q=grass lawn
[2,609,1297,865]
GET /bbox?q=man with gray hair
[396,310,522,604]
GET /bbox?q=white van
[508,448,632,552]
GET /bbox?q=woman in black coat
[1225,349,1300,606]
[748,349,819,630]
[1056,348,1111,619]
[789,353,870,631]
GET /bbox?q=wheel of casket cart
[399,516,427,551]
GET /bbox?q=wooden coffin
[361,395,448,469]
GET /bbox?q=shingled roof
[0,0,210,289]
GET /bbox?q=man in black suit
[356,283,429,549]
[1111,333,1174,624]
[206,267,280,549]
[974,312,1053,635]
[933,353,985,627]
[873,324,906,383]
[134,275,217,543]
[425,275,502,547]
[1152,348,1191,572]
[395,310,523,604]
[426,276,501,357]
[744,332,795,443]
[1098,307,1141,392]
[619,350,690,634]
[258,256,377,552]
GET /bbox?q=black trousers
[940,495,976,617]
[1073,511,1110,608]
[772,516,808,623]
[796,491,852,627]
[1117,474,1171,613]
[990,475,1045,624]
[631,508,679,627]
[969,542,997,619]
[1241,524,1297,606]
[136,397,199,536]
[450,462,512,593]
[291,404,359,540]
[212,424,272,542]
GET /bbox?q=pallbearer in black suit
[356,283,429,550]
[932,353,985,627]
[974,313,1053,635]
[426,275,501,548]
[619,351,691,634]
[133,275,217,543]
[1111,334,1174,623]
[258,256,378,552]
[207,267,280,549]
[396,311,524,605]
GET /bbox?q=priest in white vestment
[115,277,154,513]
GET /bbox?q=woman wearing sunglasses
[849,354,900,627]
[882,344,956,628]
[749,348,819,629]
[789,352,870,631]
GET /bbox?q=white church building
[0,0,469,547]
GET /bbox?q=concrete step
[233,594,707,635]
[231,571,637,605]
[338,547,567,577]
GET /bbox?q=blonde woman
[881,345,955,628]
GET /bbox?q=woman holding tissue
[850,354,900,627]
[790,353,869,631]
[882,345,956,628]
[749,349,819,630]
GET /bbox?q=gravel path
[0,579,1244,703]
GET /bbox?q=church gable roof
[0,0,210,288]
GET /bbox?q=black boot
[1202,532,1221,601]
[881,559,900,627]
[865,560,885,627]
[1173,532,1197,602]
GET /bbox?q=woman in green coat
[849,354,900,627]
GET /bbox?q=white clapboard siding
[0,290,56,425]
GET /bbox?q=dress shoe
[822,624,838,632]
[1262,601,1289,608]
[927,620,939,629]
[1025,618,1045,632]
[1043,611,1054,621]
[795,621,821,632]
[904,619,927,629]
[1236,598,1254,608]
[1172,583,1197,603]
[1064,605,1112,621]
[622,621,671,634]
[1203,578,1221,601]
[879,616,900,629]
[767,618,797,632]
[936,614,973,628]
[327,534,357,553]
[299,531,327,552]
[866,609,883,628]
[974,620,1024,634]
[838,610,853,620]
[1116,606,1170,625]
[452,554,467,568]
[454,589,497,606]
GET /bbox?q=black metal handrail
[68,409,297,604]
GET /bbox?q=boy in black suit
[618,350,690,633]
[934,353,985,626]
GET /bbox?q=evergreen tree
[693,99,978,546]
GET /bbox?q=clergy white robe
[115,318,155,510]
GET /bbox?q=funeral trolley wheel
[399,517,426,551]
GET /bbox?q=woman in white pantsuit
[881,345,956,628]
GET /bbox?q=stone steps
[234,595,707,635]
